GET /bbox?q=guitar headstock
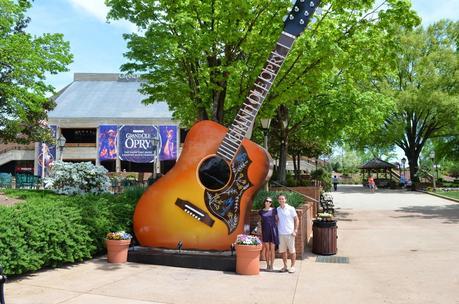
[283,0,322,37]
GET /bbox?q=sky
[25,0,459,92]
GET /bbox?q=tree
[107,0,418,184]
[380,21,459,190]
[0,0,72,143]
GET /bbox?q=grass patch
[435,191,459,200]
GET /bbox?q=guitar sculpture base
[127,246,236,272]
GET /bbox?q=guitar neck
[216,31,297,162]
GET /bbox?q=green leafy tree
[0,0,72,143]
[107,0,418,185]
[379,21,459,190]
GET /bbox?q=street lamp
[430,151,436,191]
[401,157,406,179]
[260,118,272,150]
[260,118,271,191]
[57,134,66,161]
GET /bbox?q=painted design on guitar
[205,147,252,233]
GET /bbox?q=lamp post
[430,151,436,191]
[279,118,288,185]
[41,143,48,179]
[260,118,271,191]
[401,157,406,179]
[57,134,66,161]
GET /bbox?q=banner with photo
[98,125,118,161]
[37,125,57,177]
[118,125,162,163]
[158,126,178,161]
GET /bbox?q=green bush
[0,199,93,275]
[252,190,305,210]
[0,186,145,276]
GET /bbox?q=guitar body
[133,120,273,250]
[134,0,321,251]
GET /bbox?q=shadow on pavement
[335,209,354,221]
[394,204,459,224]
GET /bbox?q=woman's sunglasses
[265,200,272,202]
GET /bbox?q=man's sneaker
[288,267,296,273]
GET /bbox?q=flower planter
[106,239,131,263]
[235,244,262,275]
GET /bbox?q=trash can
[312,219,337,255]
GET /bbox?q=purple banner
[37,125,57,177]
[118,125,161,163]
[98,125,118,161]
[159,126,178,161]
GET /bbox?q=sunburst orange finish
[133,120,272,250]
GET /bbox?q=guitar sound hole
[198,156,231,191]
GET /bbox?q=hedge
[0,186,143,276]
[252,190,305,210]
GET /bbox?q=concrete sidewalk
[6,185,459,304]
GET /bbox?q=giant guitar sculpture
[134,0,322,250]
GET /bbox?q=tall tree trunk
[276,105,289,185]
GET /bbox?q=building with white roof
[0,73,180,177]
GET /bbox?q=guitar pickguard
[204,147,252,234]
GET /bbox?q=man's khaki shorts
[278,234,295,253]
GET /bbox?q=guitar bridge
[175,198,215,227]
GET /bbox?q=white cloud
[67,0,137,32]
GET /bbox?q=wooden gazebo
[359,158,398,188]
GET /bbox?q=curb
[420,190,459,203]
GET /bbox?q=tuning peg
[310,1,315,7]
[289,14,295,20]
[300,19,305,25]
[304,11,309,16]
[294,6,300,12]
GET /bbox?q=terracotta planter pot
[235,244,262,275]
[106,239,131,263]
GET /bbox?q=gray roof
[48,73,172,119]
[359,158,396,169]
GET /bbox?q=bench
[0,173,12,188]
[16,173,40,189]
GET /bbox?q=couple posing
[258,194,299,273]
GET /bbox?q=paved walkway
[6,185,459,304]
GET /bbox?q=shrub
[0,186,145,276]
[45,161,111,195]
[0,198,93,275]
[252,190,305,210]
[310,168,332,191]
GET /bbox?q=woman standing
[368,176,376,193]
[259,197,279,271]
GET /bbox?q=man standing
[332,175,339,191]
[277,194,299,273]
